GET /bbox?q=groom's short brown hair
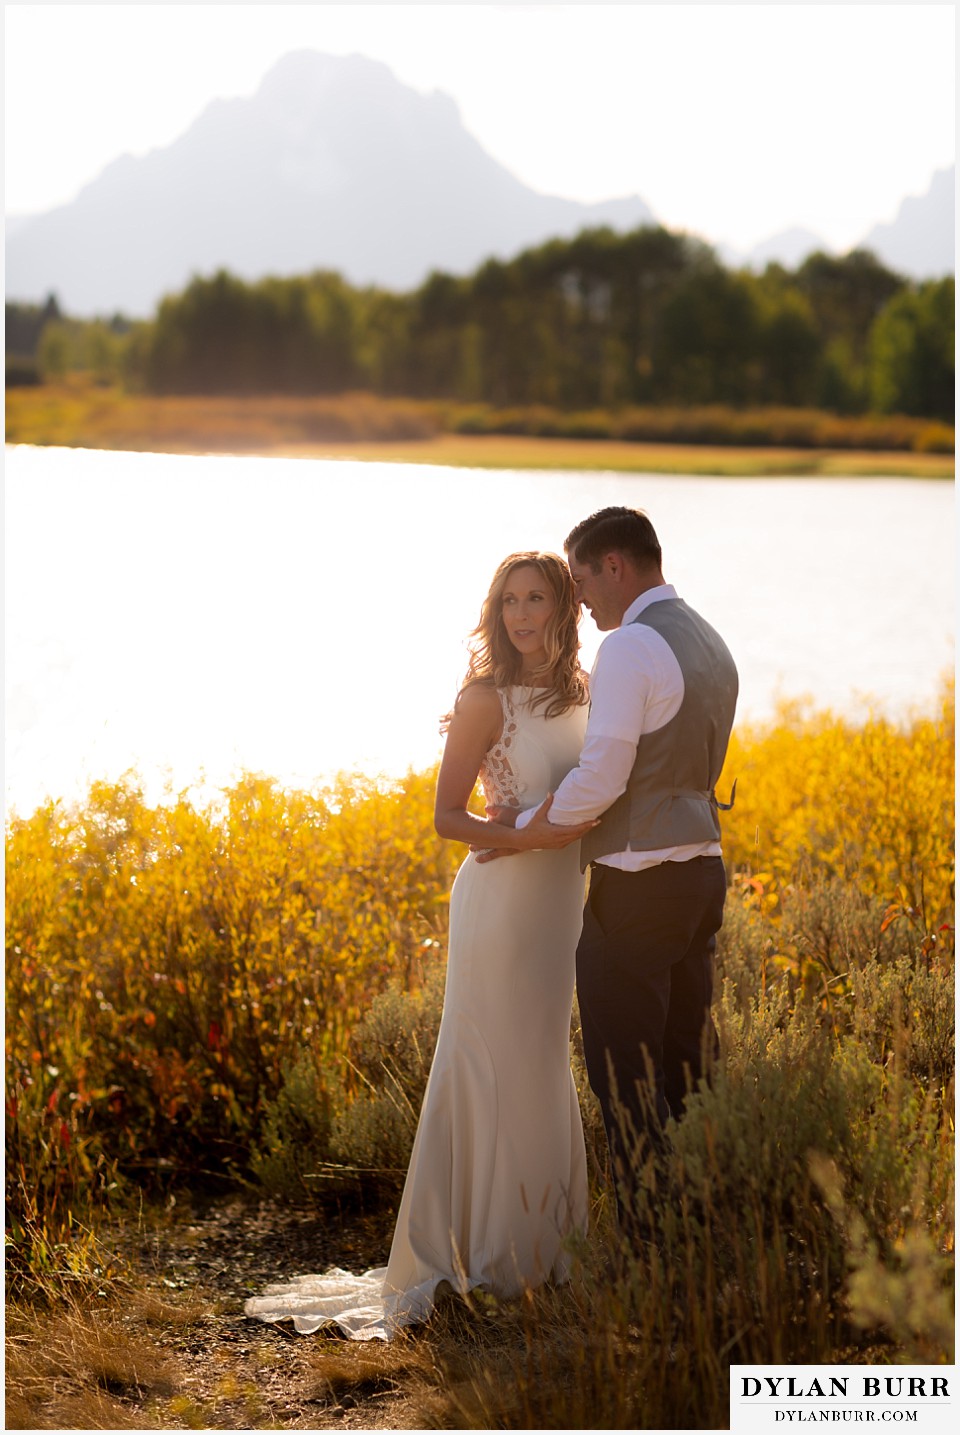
[565,506,662,573]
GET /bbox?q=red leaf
[879,906,901,934]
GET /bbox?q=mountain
[718,226,832,272]
[719,167,955,279]
[4,215,34,242]
[859,165,955,280]
[5,50,655,318]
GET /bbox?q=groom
[483,505,738,1239]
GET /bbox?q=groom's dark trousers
[576,853,726,1234]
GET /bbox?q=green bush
[589,968,954,1382]
[246,1048,333,1198]
[847,956,955,1087]
[329,964,447,1178]
[250,962,448,1196]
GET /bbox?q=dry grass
[4,1116,952,1430]
[276,432,955,478]
[3,1238,492,1431]
[0,1190,625,1429]
[3,1192,442,1430]
[5,1298,180,1430]
[5,382,953,476]
[4,383,440,453]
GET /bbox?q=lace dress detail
[479,688,524,809]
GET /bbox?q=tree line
[8,225,955,420]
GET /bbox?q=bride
[244,552,597,1339]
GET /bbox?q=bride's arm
[434,685,519,847]
[434,686,595,851]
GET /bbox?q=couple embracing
[246,505,739,1340]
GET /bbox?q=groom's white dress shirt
[516,585,722,871]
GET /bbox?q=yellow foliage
[5,768,459,1197]
[5,684,954,1210]
[719,679,954,931]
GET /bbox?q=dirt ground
[7,1190,472,1431]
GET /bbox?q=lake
[3,445,954,818]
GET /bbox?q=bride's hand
[485,803,519,826]
[472,845,519,864]
[471,805,522,863]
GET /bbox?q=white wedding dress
[244,688,590,1339]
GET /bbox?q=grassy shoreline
[272,432,955,477]
[5,384,954,477]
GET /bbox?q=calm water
[4,445,955,817]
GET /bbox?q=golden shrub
[5,769,457,1206]
[719,678,954,932]
[5,684,954,1221]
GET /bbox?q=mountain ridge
[5,51,953,317]
[716,164,954,277]
[860,165,955,281]
[5,50,655,317]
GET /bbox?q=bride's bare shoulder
[456,680,501,709]
[440,680,503,756]
[452,681,503,728]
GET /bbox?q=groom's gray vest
[580,598,738,871]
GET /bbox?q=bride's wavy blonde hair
[445,551,588,726]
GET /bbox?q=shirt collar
[620,584,678,627]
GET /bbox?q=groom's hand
[472,794,598,863]
[518,793,599,849]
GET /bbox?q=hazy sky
[3,2,956,252]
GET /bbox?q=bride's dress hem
[243,1256,580,1342]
